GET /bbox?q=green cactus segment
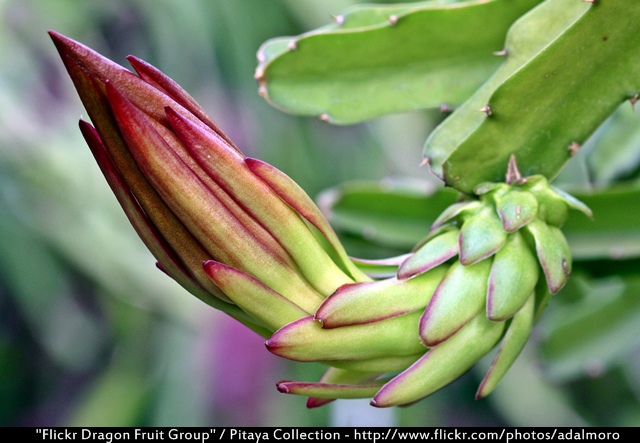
[202,261,309,331]
[424,0,590,180]
[476,292,535,398]
[256,0,542,124]
[316,265,448,328]
[487,232,539,321]
[266,312,425,362]
[372,313,505,407]
[420,259,492,346]
[458,206,506,265]
[539,276,640,382]
[442,0,640,193]
[525,219,571,294]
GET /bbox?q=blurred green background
[1,0,638,427]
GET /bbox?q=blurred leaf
[65,360,148,427]
[538,275,640,382]
[323,179,640,262]
[564,184,640,261]
[586,104,640,184]
[441,0,640,193]
[257,0,542,124]
[320,178,458,250]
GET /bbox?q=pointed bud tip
[275,382,291,394]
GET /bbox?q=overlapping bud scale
[51,32,590,408]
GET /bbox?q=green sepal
[202,261,309,332]
[476,291,535,398]
[266,312,425,362]
[494,189,539,232]
[397,229,458,279]
[302,367,385,408]
[372,313,505,407]
[523,177,569,227]
[316,265,448,328]
[525,218,572,294]
[486,231,539,321]
[431,200,481,230]
[458,206,506,265]
[420,259,492,346]
[277,378,388,400]
[326,353,427,374]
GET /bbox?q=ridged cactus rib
[441,0,640,193]
[424,0,591,181]
[256,0,542,124]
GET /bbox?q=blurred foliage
[1,0,639,427]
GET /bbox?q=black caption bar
[22,427,629,443]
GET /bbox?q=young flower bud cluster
[272,163,591,407]
[50,32,589,408]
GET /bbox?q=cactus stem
[505,155,523,184]
[492,49,508,57]
[388,15,399,26]
[332,15,345,26]
[288,40,298,51]
[567,141,581,157]
[477,105,492,117]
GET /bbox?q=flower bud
[51,32,590,408]
[49,31,366,336]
